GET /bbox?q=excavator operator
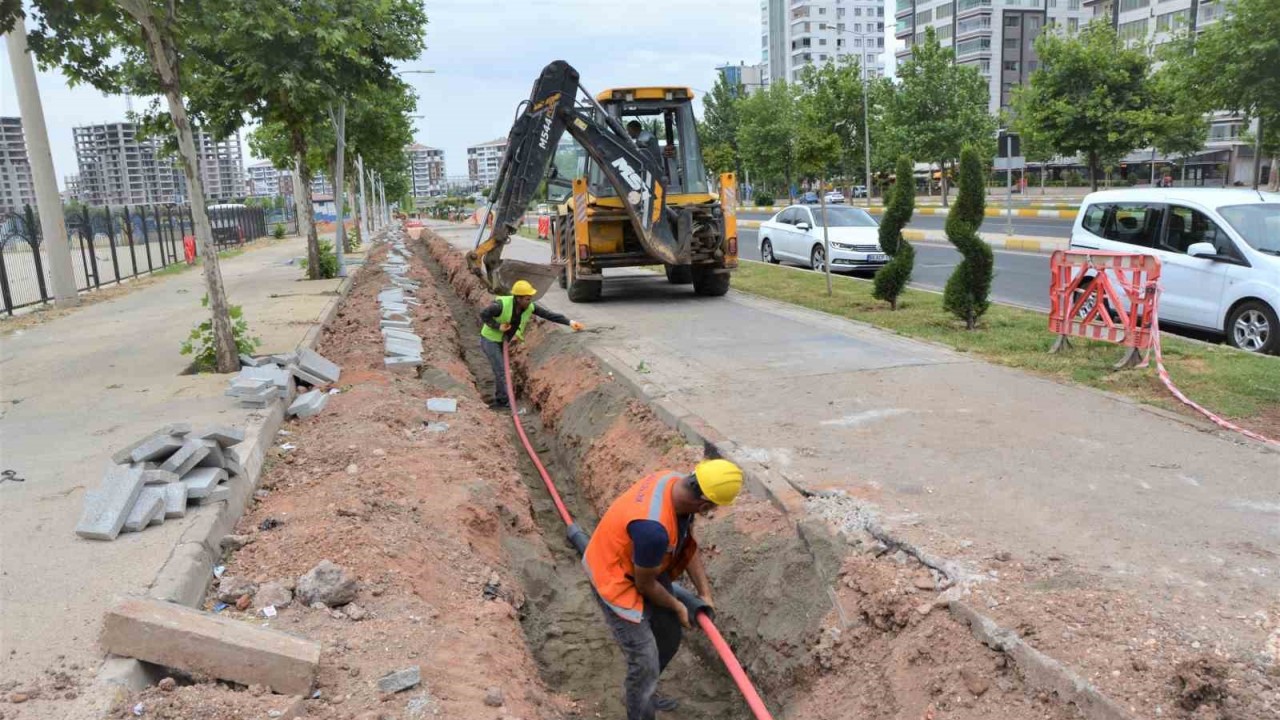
[478,279,584,410]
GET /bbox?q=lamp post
[822,24,876,209]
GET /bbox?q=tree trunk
[291,128,321,279]
[1269,155,1279,192]
[328,103,347,277]
[119,0,237,372]
[1089,151,1100,192]
[940,160,949,208]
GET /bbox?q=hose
[500,340,774,720]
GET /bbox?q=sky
[1,0,900,189]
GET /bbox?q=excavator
[465,60,739,302]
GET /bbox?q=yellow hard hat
[510,280,537,297]
[694,459,743,506]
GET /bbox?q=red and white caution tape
[1148,287,1280,448]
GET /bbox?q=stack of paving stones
[75,424,247,541]
[228,348,342,419]
[380,235,424,374]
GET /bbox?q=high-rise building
[716,62,767,96]
[0,117,37,213]
[404,144,446,198]
[246,161,292,198]
[894,0,1091,115]
[310,172,333,197]
[72,121,245,205]
[63,175,81,203]
[467,138,508,189]
[761,0,887,86]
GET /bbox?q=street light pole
[823,24,875,208]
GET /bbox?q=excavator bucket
[489,259,560,299]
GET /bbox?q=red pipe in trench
[501,341,774,720]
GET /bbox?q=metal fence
[0,203,270,315]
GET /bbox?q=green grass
[731,261,1280,422]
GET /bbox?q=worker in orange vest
[583,459,744,718]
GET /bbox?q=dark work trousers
[593,589,684,720]
[480,336,508,406]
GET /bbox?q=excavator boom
[467,60,684,294]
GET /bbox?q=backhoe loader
[466,60,738,302]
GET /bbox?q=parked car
[758,205,887,273]
[799,191,820,204]
[824,190,846,204]
[1069,188,1280,354]
[851,185,868,198]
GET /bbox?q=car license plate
[869,253,887,262]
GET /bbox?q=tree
[1014,21,1155,192]
[887,26,995,206]
[737,81,800,200]
[1147,65,1209,184]
[873,156,917,310]
[943,147,993,329]
[1159,0,1280,190]
[10,1,242,371]
[797,59,871,186]
[701,72,743,178]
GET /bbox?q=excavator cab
[592,88,710,197]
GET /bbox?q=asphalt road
[738,209,1075,239]
[739,225,1052,310]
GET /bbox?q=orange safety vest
[583,470,698,623]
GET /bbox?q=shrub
[872,155,917,310]
[180,295,261,372]
[272,222,285,239]
[345,224,362,253]
[755,192,775,207]
[942,147,994,329]
[1065,170,1084,186]
[300,240,340,279]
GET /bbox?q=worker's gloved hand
[499,323,512,332]
[570,321,585,332]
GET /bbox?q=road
[738,208,1075,239]
[738,224,1053,310]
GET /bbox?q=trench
[420,246,745,719]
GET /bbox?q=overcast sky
[2,0,899,189]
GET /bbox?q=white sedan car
[758,205,887,273]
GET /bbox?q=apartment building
[310,172,333,197]
[246,161,293,198]
[467,138,508,189]
[717,62,768,96]
[894,0,1091,114]
[761,0,887,86]
[63,175,81,204]
[0,117,36,213]
[73,121,244,205]
[404,144,446,198]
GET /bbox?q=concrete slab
[380,319,412,330]
[192,425,246,448]
[297,347,340,384]
[140,468,180,485]
[288,364,328,387]
[128,434,185,464]
[239,354,269,367]
[287,390,328,419]
[382,328,421,342]
[122,488,164,533]
[159,438,212,477]
[75,465,147,541]
[426,398,457,413]
[101,598,321,696]
[163,483,188,519]
[181,465,229,500]
[239,364,291,389]
[200,485,231,505]
[385,356,422,373]
[111,424,192,465]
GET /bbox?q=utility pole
[357,154,368,236]
[1006,133,1014,237]
[6,17,79,307]
[328,103,347,276]
[862,58,872,209]
[818,179,832,296]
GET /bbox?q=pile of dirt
[109,239,566,719]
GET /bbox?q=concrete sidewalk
[0,235,342,714]
[429,220,1279,671]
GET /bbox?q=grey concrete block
[159,438,212,477]
[111,424,192,465]
[240,364,290,389]
[270,352,299,366]
[382,328,421,343]
[223,453,245,478]
[128,433,186,464]
[227,377,271,396]
[376,666,421,693]
[76,465,147,540]
[182,467,229,499]
[198,484,231,505]
[239,354,269,367]
[297,348,340,384]
[426,398,457,413]
[380,319,412,330]
[193,425,246,448]
[195,439,226,469]
[289,364,328,387]
[140,467,180,485]
[381,311,410,323]
[163,483,188,519]
[287,390,328,419]
[385,356,422,373]
[122,488,164,532]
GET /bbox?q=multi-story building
[761,0,887,86]
[72,121,245,205]
[467,138,507,189]
[894,0,1092,115]
[716,62,767,96]
[404,144,446,198]
[63,175,81,204]
[246,161,293,198]
[0,117,37,213]
[310,172,333,198]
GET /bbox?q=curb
[738,221,1067,254]
[95,240,367,701]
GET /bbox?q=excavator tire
[665,264,694,284]
[567,276,602,302]
[692,266,730,297]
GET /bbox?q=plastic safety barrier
[536,215,551,240]
[1048,250,1160,368]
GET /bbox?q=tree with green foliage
[943,147,993,329]
[1158,0,1279,190]
[873,156,917,310]
[737,80,800,200]
[701,72,743,178]
[1014,21,1155,192]
[887,26,995,206]
[797,59,872,186]
[1146,65,1209,185]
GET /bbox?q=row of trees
[1,1,427,371]
[1014,0,1279,192]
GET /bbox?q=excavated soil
[425,231,1105,720]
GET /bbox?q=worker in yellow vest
[479,279,583,409]
[583,460,743,718]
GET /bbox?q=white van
[1070,189,1280,354]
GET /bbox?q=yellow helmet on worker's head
[510,280,537,297]
[694,459,743,506]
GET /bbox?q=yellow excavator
[466,60,739,302]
